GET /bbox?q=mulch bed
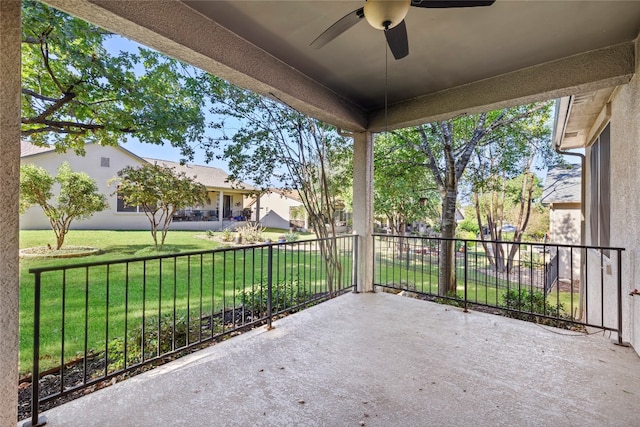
[17,306,273,423]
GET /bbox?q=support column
[218,191,224,229]
[352,131,374,292]
[0,1,22,424]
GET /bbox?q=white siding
[20,144,150,230]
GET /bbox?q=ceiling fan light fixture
[364,0,411,30]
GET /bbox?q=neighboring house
[541,165,582,282]
[20,141,253,231]
[245,189,308,231]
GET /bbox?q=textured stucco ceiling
[43,0,640,133]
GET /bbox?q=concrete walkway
[36,292,640,426]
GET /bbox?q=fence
[24,236,355,427]
[374,234,624,337]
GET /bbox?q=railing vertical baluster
[186,256,191,345]
[60,270,66,396]
[267,244,274,330]
[124,262,129,369]
[158,258,162,357]
[232,250,237,329]
[353,233,359,292]
[200,253,204,343]
[600,251,604,329]
[83,267,89,384]
[142,260,147,361]
[27,271,46,427]
[173,257,177,351]
[617,249,623,345]
[463,241,468,313]
[210,252,216,338]
[105,265,110,378]
[222,252,226,334]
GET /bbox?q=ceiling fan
[310,0,496,60]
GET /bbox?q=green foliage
[113,163,209,250]
[206,78,352,238]
[374,131,440,233]
[19,162,107,249]
[457,216,480,235]
[501,289,565,320]
[240,280,313,314]
[107,312,221,369]
[221,228,234,242]
[285,231,300,242]
[21,1,206,157]
[236,222,265,243]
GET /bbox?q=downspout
[553,97,586,318]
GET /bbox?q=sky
[102,36,228,170]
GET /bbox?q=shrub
[221,228,234,242]
[106,312,221,370]
[284,231,300,242]
[236,222,265,243]
[501,289,565,321]
[240,280,313,315]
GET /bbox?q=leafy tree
[113,164,209,250]
[470,103,556,272]
[206,79,352,294]
[374,132,439,235]
[21,1,206,158]
[395,102,551,295]
[20,162,108,249]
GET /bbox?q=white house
[541,165,582,283]
[245,189,307,231]
[20,141,254,231]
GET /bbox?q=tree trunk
[439,188,458,296]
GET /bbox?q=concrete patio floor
[37,292,640,427]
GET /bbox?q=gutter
[552,97,585,247]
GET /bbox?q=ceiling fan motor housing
[364,0,411,30]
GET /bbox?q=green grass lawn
[19,229,348,375]
[374,252,580,317]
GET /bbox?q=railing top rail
[372,233,625,252]
[29,234,355,274]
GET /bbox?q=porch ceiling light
[364,0,411,30]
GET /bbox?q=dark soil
[17,306,278,423]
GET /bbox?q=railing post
[25,271,46,427]
[266,244,274,330]
[352,232,359,293]
[463,240,468,313]
[617,248,623,345]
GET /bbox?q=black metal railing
[23,236,355,426]
[374,234,624,337]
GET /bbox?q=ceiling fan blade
[310,7,365,49]
[385,20,409,60]
[410,0,495,8]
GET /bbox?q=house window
[589,124,610,254]
[101,157,110,167]
[116,194,137,212]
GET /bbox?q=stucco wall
[598,38,640,350]
[549,205,581,280]
[256,192,303,224]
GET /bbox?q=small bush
[501,289,565,321]
[106,312,221,370]
[241,280,313,314]
[221,228,234,242]
[236,222,265,243]
[284,231,299,242]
